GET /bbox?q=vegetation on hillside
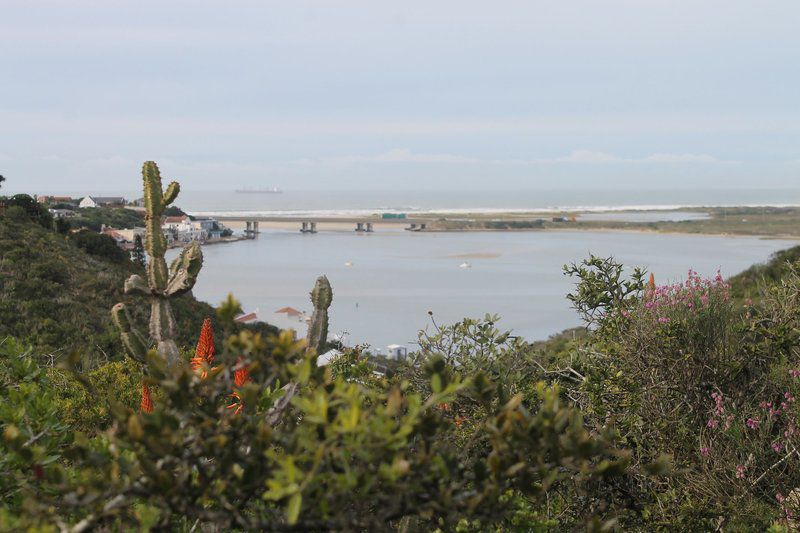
[69,206,144,232]
[0,203,275,368]
[2,163,800,529]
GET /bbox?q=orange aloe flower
[227,356,251,414]
[140,382,154,413]
[191,318,215,378]
[648,272,656,292]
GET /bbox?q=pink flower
[658,317,671,324]
[735,464,746,479]
[772,441,784,453]
[790,369,800,378]
[700,446,711,457]
[777,493,786,503]
[707,418,719,429]
[746,418,760,429]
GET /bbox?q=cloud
[642,153,721,163]
[318,149,481,165]
[540,150,729,165]
[301,148,733,167]
[549,150,623,164]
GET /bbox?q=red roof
[235,312,258,323]
[164,216,187,223]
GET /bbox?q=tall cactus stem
[306,276,333,354]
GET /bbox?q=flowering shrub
[564,258,800,529]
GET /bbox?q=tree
[131,234,146,268]
[164,205,186,217]
[0,175,5,188]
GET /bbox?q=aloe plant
[306,275,332,354]
[112,161,203,367]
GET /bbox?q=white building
[115,227,145,242]
[386,344,408,361]
[317,349,344,366]
[162,216,201,243]
[79,196,126,209]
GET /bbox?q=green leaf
[431,373,442,393]
[286,492,302,525]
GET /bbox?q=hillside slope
[0,215,276,365]
[729,244,800,298]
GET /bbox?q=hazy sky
[2,1,799,192]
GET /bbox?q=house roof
[102,230,128,242]
[234,311,259,323]
[274,306,303,316]
[164,216,188,223]
[87,196,125,203]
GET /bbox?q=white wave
[191,202,800,219]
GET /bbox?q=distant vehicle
[235,187,282,194]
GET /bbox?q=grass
[425,206,800,238]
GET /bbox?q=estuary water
[176,228,798,352]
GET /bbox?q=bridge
[214,215,435,236]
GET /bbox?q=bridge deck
[215,216,435,225]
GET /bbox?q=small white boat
[345,261,353,267]
[459,262,472,269]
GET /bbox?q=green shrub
[70,230,128,263]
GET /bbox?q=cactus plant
[111,303,148,363]
[112,161,203,367]
[306,275,332,354]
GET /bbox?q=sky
[2,0,800,192]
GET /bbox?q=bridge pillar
[301,221,308,233]
[420,223,427,231]
[310,222,317,233]
[366,222,373,232]
[355,222,364,232]
[253,221,259,234]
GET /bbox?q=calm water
[174,229,798,352]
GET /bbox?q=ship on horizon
[235,186,283,194]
